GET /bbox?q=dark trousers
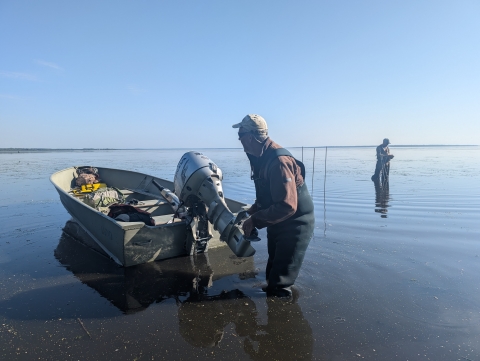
[265,184,315,291]
[372,160,390,181]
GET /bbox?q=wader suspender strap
[248,148,306,180]
[248,148,308,210]
[264,148,306,179]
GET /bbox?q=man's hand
[242,217,255,237]
[235,210,249,224]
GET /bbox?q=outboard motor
[174,151,257,257]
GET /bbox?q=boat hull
[51,166,248,266]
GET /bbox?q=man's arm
[246,202,259,215]
[386,147,394,159]
[250,158,298,229]
[377,145,394,160]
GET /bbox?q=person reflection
[178,290,257,348]
[244,293,313,361]
[178,290,313,360]
[57,221,313,359]
[373,178,390,218]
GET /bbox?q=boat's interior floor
[69,187,183,226]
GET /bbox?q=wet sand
[0,147,479,360]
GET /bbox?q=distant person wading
[371,138,394,182]
[233,114,315,299]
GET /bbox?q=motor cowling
[174,151,256,257]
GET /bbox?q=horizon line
[0,144,478,152]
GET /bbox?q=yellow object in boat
[81,183,107,193]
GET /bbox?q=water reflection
[244,295,313,360]
[373,179,390,218]
[178,290,256,348]
[55,221,313,359]
[55,220,257,314]
[179,290,313,360]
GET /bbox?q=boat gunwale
[50,166,187,230]
[50,165,249,267]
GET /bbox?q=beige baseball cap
[232,114,268,133]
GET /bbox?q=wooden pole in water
[311,147,315,195]
[324,146,327,236]
[324,146,327,197]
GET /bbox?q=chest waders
[249,148,315,294]
[372,146,391,183]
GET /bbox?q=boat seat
[120,189,135,195]
[132,199,168,208]
[120,189,173,209]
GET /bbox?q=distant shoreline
[0,145,477,154]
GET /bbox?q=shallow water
[0,146,479,360]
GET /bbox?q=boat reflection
[55,220,313,359]
[55,220,257,314]
[373,179,391,218]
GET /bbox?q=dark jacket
[376,144,391,162]
[247,138,305,229]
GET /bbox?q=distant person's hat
[383,138,390,144]
[232,114,268,134]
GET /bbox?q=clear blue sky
[1,1,479,148]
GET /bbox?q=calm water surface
[0,146,479,360]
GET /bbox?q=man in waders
[371,138,394,182]
[233,114,315,298]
